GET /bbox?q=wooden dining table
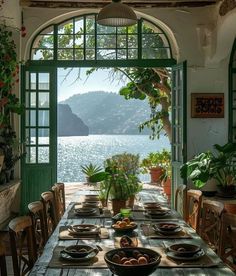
[29,188,235,275]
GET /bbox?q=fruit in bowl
[112,218,137,233]
[120,235,138,248]
[104,247,161,276]
[168,243,201,257]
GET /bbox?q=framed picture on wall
[191,93,224,118]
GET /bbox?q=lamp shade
[97,0,137,27]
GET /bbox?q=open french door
[171,61,187,206]
[21,66,57,212]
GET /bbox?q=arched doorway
[21,13,186,210]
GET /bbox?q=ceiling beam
[20,0,217,8]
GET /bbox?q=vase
[150,167,164,184]
[162,178,171,201]
[112,199,126,215]
[126,195,135,209]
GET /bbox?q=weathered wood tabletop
[29,188,234,275]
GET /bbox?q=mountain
[61,91,151,135]
[58,104,89,136]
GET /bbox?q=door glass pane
[25,128,30,145]
[38,147,49,163]
[30,128,36,145]
[38,73,49,90]
[38,110,49,126]
[26,110,29,126]
[38,128,49,144]
[30,110,36,126]
[25,71,29,89]
[30,92,36,108]
[26,146,36,163]
[25,92,29,108]
[39,93,49,108]
[30,73,36,90]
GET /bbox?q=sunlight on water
[57,135,170,183]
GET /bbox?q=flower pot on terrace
[217,185,236,198]
[112,199,126,215]
[150,167,164,183]
[162,178,171,200]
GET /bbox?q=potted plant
[180,142,236,197]
[81,163,102,186]
[159,154,172,200]
[89,153,142,214]
[140,149,171,183]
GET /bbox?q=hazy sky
[57,68,127,102]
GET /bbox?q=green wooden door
[21,66,57,212]
[171,61,187,206]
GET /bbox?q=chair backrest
[0,240,7,276]
[28,201,48,253]
[174,184,186,219]
[219,212,236,272]
[51,182,65,221]
[200,199,225,253]
[186,189,202,233]
[8,216,37,276]
[41,191,58,237]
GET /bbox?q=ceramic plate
[166,249,205,261]
[68,224,99,235]
[153,226,182,235]
[60,249,98,262]
[74,208,97,216]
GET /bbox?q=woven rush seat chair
[174,184,186,219]
[185,189,202,234]
[28,201,48,255]
[219,212,236,272]
[51,182,65,221]
[8,216,37,276]
[41,191,58,237]
[0,239,7,276]
[200,199,224,253]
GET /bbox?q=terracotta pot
[126,196,135,209]
[112,199,127,215]
[100,199,107,207]
[162,178,171,200]
[150,167,164,183]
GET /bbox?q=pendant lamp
[97,0,137,27]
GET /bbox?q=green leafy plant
[81,163,102,177]
[89,153,142,202]
[180,142,236,188]
[140,149,171,174]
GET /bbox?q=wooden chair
[8,216,37,276]
[41,191,58,237]
[174,184,186,219]
[185,189,202,234]
[51,182,65,221]
[0,240,7,276]
[219,212,236,272]
[200,199,225,253]
[28,201,48,254]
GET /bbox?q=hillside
[58,104,89,136]
[61,91,151,135]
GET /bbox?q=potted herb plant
[180,142,236,197]
[89,153,142,214]
[81,163,102,186]
[140,149,171,183]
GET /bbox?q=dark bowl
[84,195,100,201]
[146,208,169,216]
[74,207,97,215]
[112,223,137,233]
[82,201,100,207]
[104,247,161,276]
[153,222,180,232]
[169,243,201,257]
[63,245,97,258]
[143,202,161,209]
